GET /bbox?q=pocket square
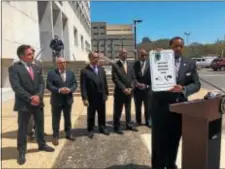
[186,72,191,76]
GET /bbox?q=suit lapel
[177,57,187,82]
[142,60,148,76]
[118,61,127,75]
[19,62,34,83]
[87,65,99,85]
[55,69,64,84]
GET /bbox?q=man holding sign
[151,37,201,169]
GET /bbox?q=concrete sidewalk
[1,88,217,168]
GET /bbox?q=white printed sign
[149,49,176,92]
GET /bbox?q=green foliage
[137,37,225,57]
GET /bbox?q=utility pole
[184,32,190,46]
[133,19,143,60]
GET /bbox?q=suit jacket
[112,60,137,96]
[133,59,151,91]
[80,65,108,102]
[46,69,77,106]
[8,61,44,112]
[152,57,201,105]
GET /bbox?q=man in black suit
[46,57,77,145]
[151,37,201,169]
[8,45,54,165]
[133,49,152,127]
[112,48,138,135]
[80,52,109,138]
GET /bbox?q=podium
[170,97,223,169]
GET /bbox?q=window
[73,28,78,46]
[81,35,84,50]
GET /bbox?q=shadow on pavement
[105,163,152,169]
[1,147,39,161]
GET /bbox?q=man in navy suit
[46,57,77,145]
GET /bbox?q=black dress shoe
[166,164,178,169]
[114,128,124,135]
[17,152,26,165]
[66,135,75,141]
[136,122,142,126]
[88,131,94,139]
[126,125,138,132]
[145,123,152,128]
[99,127,110,135]
[39,144,55,152]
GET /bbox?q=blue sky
[90,1,225,44]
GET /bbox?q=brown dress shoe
[52,137,59,146]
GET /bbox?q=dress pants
[87,94,106,131]
[151,102,182,169]
[51,104,72,138]
[133,89,151,124]
[18,108,45,153]
[113,94,132,129]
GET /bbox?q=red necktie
[28,66,34,80]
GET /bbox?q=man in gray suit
[9,45,54,165]
[151,37,201,169]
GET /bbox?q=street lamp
[184,32,190,46]
[133,19,143,60]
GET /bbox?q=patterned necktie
[28,65,34,80]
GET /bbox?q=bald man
[133,49,152,127]
[112,48,138,134]
[46,57,77,145]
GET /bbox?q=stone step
[44,85,115,93]
[44,91,114,97]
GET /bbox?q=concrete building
[91,22,135,60]
[1,1,91,102]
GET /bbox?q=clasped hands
[59,87,71,94]
[30,95,40,106]
[123,88,132,95]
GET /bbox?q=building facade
[1,1,91,102]
[91,22,135,60]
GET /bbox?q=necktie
[28,65,34,80]
[123,62,127,74]
[94,66,98,75]
[140,61,145,75]
[61,71,66,82]
[175,59,180,78]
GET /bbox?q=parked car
[191,56,218,69]
[210,58,225,71]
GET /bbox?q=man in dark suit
[27,48,46,141]
[133,49,152,127]
[151,37,201,169]
[46,57,77,145]
[8,45,54,165]
[80,52,109,138]
[112,48,138,135]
